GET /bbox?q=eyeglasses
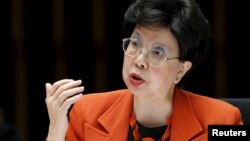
[122,38,179,67]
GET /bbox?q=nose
[133,49,148,69]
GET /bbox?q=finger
[45,83,52,96]
[49,79,74,96]
[60,93,82,115]
[56,86,84,108]
[53,80,82,100]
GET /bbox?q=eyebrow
[153,43,169,49]
[131,31,172,51]
[130,32,141,39]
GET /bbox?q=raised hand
[45,79,84,141]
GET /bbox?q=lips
[129,72,145,86]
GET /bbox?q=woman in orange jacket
[45,0,243,140]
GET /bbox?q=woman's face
[122,25,191,98]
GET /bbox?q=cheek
[122,56,131,81]
[123,55,133,69]
[151,65,178,84]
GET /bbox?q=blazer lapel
[170,88,203,141]
[85,90,133,141]
[83,88,203,141]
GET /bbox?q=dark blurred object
[0,108,21,141]
[221,98,250,125]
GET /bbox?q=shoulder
[183,89,237,111]
[179,88,242,124]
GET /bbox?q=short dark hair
[122,0,212,70]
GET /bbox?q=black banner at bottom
[208,125,250,141]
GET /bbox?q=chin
[127,85,145,96]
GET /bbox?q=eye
[130,39,140,49]
[151,47,165,57]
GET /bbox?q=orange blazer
[66,88,243,141]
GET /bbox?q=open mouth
[129,73,145,86]
[131,73,142,80]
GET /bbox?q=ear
[175,61,192,84]
[181,61,192,76]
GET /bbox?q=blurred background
[0,0,249,140]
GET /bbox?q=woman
[45,0,243,140]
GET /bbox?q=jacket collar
[84,88,203,140]
[97,90,133,133]
[171,87,203,140]
[85,90,133,140]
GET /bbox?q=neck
[133,91,173,128]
